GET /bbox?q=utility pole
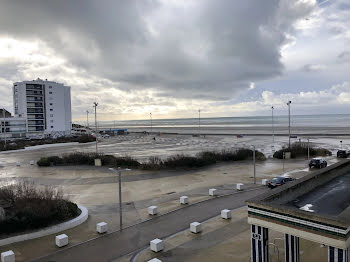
[93,102,98,154]
[271,106,275,151]
[198,109,201,137]
[86,110,89,129]
[287,101,292,149]
[150,112,152,133]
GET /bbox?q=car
[309,158,327,169]
[267,176,294,189]
[337,150,349,158]
[102,134,110,138]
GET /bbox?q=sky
[0,0,349,121]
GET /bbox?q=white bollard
[96,222,108,234]
[236,183,244,191]
[29,160,35,165]
[148,206,158,215]
[55,234,69,247]
[262,179,269,186]
[148,259,162,262]
[180,196,189,205]
[190,222,202,234]
[209,188,217,196]
[15,162,21,167]
[150,238,164,252]
[221,209,232,219]
[94,159,102,166]
[1,250,15,262]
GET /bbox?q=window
[49,86,52,88]
[49,91,52,94]
[49,103,53,106]
[50,114,53,117]
[50,109,53,111]
[50,120,53,123]
[50,126,54,128]
[49,97,53,100]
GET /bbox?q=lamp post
[252,145,256,184]
[93,102,98,154]
[150,112,152,133]
[307,138,310,161]
[340,140,343,150]
[271,106,275,151]
[86,110,89,129]
[109,167,131,230]
[283,151,285,173]
[287,101,292,149]
[198,109,201,137]
[2,108,6,148]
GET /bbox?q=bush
[0,182,79,235]
[273,142,332,159]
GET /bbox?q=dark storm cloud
[0,0,314,100]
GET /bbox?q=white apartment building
[0,116,27,139]
[13,79,72,136]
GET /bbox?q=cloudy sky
[0,0,349,121]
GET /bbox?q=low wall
[0,205,88,246]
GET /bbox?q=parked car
[267,176,294,189]
[337,150,350,158]
[309,158,327,169]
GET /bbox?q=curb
[0,205,88,247]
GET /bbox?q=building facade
[13,79,72,136]
[0,116,27,139]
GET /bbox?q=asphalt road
[31,187,267,262]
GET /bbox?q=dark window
[49,91,52,94]
[49,103,53,106]
[49,86,52,88]
[50,109,53,111]
[51,126,54,128]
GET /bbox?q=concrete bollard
[96,222,108,234]
[29,160,35,165]
[1,250,15,262]
[221,209,232,219]
[150,238,164,252]
[148,206,158,215]
[55,234,69,247]
[94,159,102,166]
[209,188,217,196]
[236,183,244,191]
[262,179,269,186]
[15,162,21,167]
[190,222,202,234]
[180,196,189,205]
[148,259,162,262]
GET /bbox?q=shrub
[0,182,79,235]
[273,142,332,159]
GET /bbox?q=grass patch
[273,142,332,159]
[38,149,265,170]
[0,182,79,236]
[0,135,95,152]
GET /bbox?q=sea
[89,114,350,135]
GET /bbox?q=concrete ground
[132,207,328,262]
[0,134,343,261]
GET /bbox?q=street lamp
[251,145,256,184]
[287,101,292,149]
[271,106,275,151]
[93,102,98,154]
[307,138,310,161]
[109,167,131,230]
[198,109,201,137]
[2,108,7,148]
[86,110,89,129]
[150,112,152,133]
[340,140,343,150]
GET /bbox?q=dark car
[337,150,349,158]
[309,158,327,169]
[267,176,294,189]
